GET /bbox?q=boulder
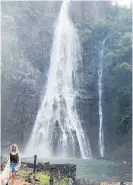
[73,178,100,185]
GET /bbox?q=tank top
[10,153,19,164]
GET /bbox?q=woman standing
[8,144,21,185]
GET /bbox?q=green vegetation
[36,172,68,185]
[36,172,50,185]
[55,177,68,185]
[78,2,132,155]
[17,170,29,178]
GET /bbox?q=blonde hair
[10,144,19,153]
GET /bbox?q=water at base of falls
[25,0,92,159]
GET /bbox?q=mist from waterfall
[98,39,105,157]
[25,0,92,159]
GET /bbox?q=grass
[17,170,29,178]
[36,172,50,185]
[56,178,68,185]
[17,170,68,185]
[36,172,68,185]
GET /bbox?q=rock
[73,179,132,185]
[73,178,100,185]
[68,178,73,185]
[20,164,28,169]
[25,177,29,182]
[27,173,40,184]
[34,175,39,182]
[28,173,35,184]
[37,162,76,180]
[100,182,132,185]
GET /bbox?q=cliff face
[1,1,61,151]
[1,1,132,159]
[72,2,132,158]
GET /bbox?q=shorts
[10,163,18,173]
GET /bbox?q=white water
[25,0,92,159]
[98,39,105,157]
[0,159,10,184]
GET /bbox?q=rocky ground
[4,170,132,185]
[1,161,132,185]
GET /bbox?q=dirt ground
[0,176,31,185]
[8,179,31,185]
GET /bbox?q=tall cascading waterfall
[98,39,105,157]
[25,0,92,159]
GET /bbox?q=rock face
[74,178,101,185]
[74,179,132,185]
[37,162,76,181]
[100,183,132,185]
[1,1,132,159]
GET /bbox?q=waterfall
[25,0,92,159]
[98,39,105,158]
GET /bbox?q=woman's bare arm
[18,153,21,167]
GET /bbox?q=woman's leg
[10,172,16,185]
[6,172,12,185]
[9,172,12,180]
